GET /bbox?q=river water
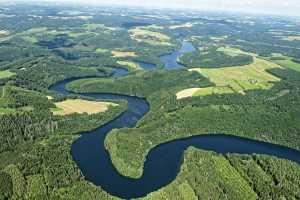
[49,40,300,199]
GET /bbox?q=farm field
[111,51,137,58]
[117,61,141,71]
[52,99,117,116]
[129,27,172,46]
[177,48,282,98]
[269,54,300,72]
[0,70,15,79]
[0,3,300,200]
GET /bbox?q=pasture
[52,99,117,116]
[269,55,300,72]
[112,51,137,58]
[177,47,282,98]
[95,48,109,53]
[0,70,16,79]
[117,61,141,71]
[176,88,202,99]
[129,27,172,46]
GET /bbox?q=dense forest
[68,67,300,180]
[0,84,126,200]
[0,4,300,200]
[179,47,253,68]
[142,148,300,200]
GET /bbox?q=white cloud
[2,0,300,16]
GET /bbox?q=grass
[129,27,172,46]
[0,107,16,114]
[176,88,202,99]
[111,51,137,58]
[52,99,117,116]
[117,61,141,71]
[194,57,280,92]
[0,70,16,79]
[95,48,109,54]
[269,55,300,72]
[177,47,282,98]
[177,86,234,98]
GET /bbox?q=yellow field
[52,99,117,116]
[281,35,300,41]
[177,47,282,98]
[111,51,137,58]
[169,23,194,29]
[0,30,9,37]
[177,86,235,99]
[117,61,141,71]
[176,88,202,99]
[129,27,172,46]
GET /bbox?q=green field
[1,4,300,200]
[0,107,16,114]
[177,48,282,98]
[0,70,16,79]
[270,55,300,72]
[68,68,300,180]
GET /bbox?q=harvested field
[129,27,172,46]
[176,88,201,99]
[112,51,137,58]
[53,99,117,116]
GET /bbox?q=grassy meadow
[52,99,117,116]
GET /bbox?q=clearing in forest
[52,99,117,116]
[268,53,300,72]
[0,70,16,79]
[129,27,171,46]
[111,51,137,58]
[117,61,141,71]
[95,48,109,53]
[177,47,282,99]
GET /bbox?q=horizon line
[1,0,300,18]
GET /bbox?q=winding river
[50,41,300,199]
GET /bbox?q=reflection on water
[160,40,196,69]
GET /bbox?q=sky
[2,0,300,17]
